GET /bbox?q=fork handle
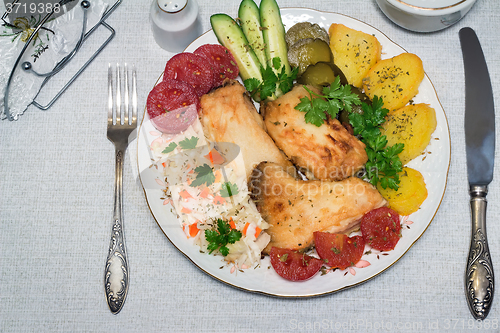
[104,146,129,314]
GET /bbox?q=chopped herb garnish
[162,142,178,154]
[292,77,403,189]
[205,218,242,256]
[294,76,361,127]
[220,182,239,198]
[178,136,199,149]
[244,57,298,101]
[190,163,215,187]
[349,96,404,190]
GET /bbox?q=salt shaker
[150,0,203,53]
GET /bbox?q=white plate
[137,8,450,297]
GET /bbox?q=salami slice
[194,44,239,87]
[163,52,214,97]
[146,79,199,134]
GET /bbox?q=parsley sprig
[162,142,178,154]
[161,136,199,154]
[178,136,198,149]
[292,77,404,190]
[205,218,242,256]
[220,182,239,198]
[349,96,404,190]
[294,77,361,127]
[190,163,215,187]
[244,57,298,101]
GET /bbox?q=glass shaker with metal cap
[150,0,203,52]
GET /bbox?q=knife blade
[460,27,495,320]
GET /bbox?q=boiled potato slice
[377,167,428,216]
[362,53,425,111]
[328,23,381,88]
[381,103,437,164]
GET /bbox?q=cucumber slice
[259,0,290,76]
[210,13,263,83]
[238,0,267,68]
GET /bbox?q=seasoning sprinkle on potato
[328,23,382,88]
[362,53,425,111]
[381,103,437,165]
[376,167,428,216]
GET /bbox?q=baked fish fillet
[249,162,386,253]
[262,85,368,181]
[200,80,294,179]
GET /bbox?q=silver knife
[460,27,495,320]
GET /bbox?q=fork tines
[108,63,137,127]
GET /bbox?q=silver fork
[104,63,137,314]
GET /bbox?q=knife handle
[465,185,494,320]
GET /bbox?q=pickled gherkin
[287,38,333,75]
[285,22,329,48]
[297,62,348,88]
[338,86,371,125]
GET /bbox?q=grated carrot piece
[242,222,249,235]
[242,223,261,238]
[199,187,211,198]
[213,195,226,205]
[214,170,222,183]
[204,149,225,165]
[189,223,199,237]
[179,189,193,200]
[254,226,262,238]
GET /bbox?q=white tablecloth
[1,0,500,332]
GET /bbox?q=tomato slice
[360,207,401,251]
[314,232,365,270]
[146,79,200,133]
[269,247,323,281]
[194,44,239,87]
[163,52,214,97]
